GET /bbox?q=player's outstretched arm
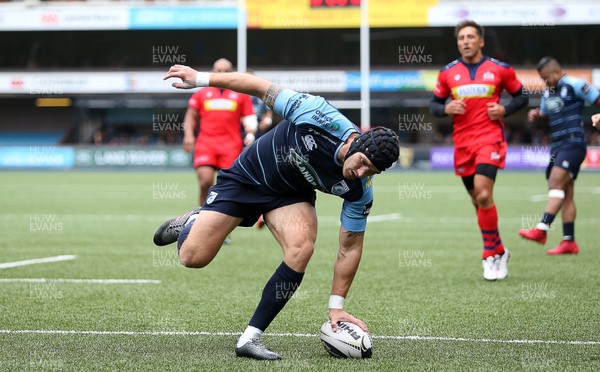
[164,64,279,107]
[329,227,368,333]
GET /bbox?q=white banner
[0,72,178,95]
[0,71,348,94]
[254,71,347,93]
[428,3,600,26]
[0,7,128,30]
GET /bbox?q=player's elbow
[430,98,447,117]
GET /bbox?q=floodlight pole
[237,0,247,72]
[360,0,370,131]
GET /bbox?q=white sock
[236,326,263,347]
[184,214,197,227]
[536,222,549,231]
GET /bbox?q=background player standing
[519,57,600,254]
[182,58,257,206]
[430,20,529,281]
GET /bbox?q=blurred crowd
[89,126,182,146]
[87,123,600,147]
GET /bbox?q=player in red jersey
[430,20,529,281]
[183,58,257,206]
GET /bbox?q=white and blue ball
[319,320,373,358]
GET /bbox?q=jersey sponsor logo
[545,97,564,113]
[204,98,238,111]
[301,135,317,151]
[206,191,218,204]
[361,201,373,217]
[289,148,325,190]
[288,94,308,116]
[311,110,339,132]
[452,84,495,99]
[491,151,500,160]
[483,71,495,81]
[328,122,341,132]
[582,83,591,95]
[331,180,350,195]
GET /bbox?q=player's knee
[475,189,492,207]
[285,242,315,267]
[179,246,210,269]
[547,178,566,190]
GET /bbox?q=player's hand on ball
[329,308,368,333]
[164,65,198,89]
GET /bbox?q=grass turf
[1,170,599,371]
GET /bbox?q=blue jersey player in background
[154,64,400,360]
[519,56,600,255]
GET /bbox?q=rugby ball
[319,320,372,358]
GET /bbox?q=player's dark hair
[536,56,559,72]
[455,20,484,39]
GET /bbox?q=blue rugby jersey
[223,89,374,232]
[540,75,600,149]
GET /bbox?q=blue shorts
[546,143,586,180]
[202,170,316,227]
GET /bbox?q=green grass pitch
[1,170,599,371]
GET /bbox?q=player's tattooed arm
[263,84,284,109]
[345,231,365,239]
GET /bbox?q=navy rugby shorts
[201,171,317,227]
[546,143,586,180]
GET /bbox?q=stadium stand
[0,1,598,151]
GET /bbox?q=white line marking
[0,255,77,270]
[366,213,402,222]
[530,194,547,202]
[0,329,597,345]
[0,278,160,284]
[318,214,401,223]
